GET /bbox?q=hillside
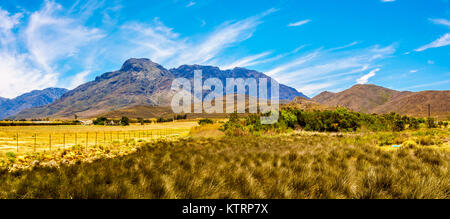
[313,84,449,118]
[100,94,280,119]
[312,84,404,113]
[372,90,450,118]
[0,88,67,119]
[12,58,307,119]
[285,96,334,111]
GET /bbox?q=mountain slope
[372,90,450,117]
[169,65,307,100]
[312,84,407,113]
[0,88,68,119]
[14,59,174,119]
[285,96,334,111]
[312,84,449,118]
[13,58,306,119]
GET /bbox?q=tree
[137,117,145,125]
[120,117,130,126]
[393,119,405,132]
[93,117,108,125]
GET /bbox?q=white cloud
[0,7,58,98]
[25,0,104,72]
[186,1,196,7]
[409,69,418,73]
[298,82,335,96]
[69,70,91,89]
[0,8,22,49]
[221,52,272,69]
[356,68,380,84]
[266,50,320,76]
[122,9,276,68]
[288,19,311,27]
[402,79,450,90]
[429,18,450,27]
[264,44,394,96]
[0,1,106,98]
[381,0,395,2]
[0,51,58,98]
[415,33,450,52]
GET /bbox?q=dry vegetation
[0,122,196,155]
[0,131,448,199]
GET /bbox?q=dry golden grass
[189,123,225,138]
[0,121,197,155]
[0,131,448,199]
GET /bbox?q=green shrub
[198,118,214,125]
[120,117,130,126]
[427,118,437,128]
[93,117,108,125]
[6,152,16,163]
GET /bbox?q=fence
[0,128,186,156]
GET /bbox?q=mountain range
[312,84,450,119]
[4,59,449,120]
[10,58,307,119]
[0,88,68,119]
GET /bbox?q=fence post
[63,133,65,149]
[75,133,77,145]
[16,133,19,152]
[86,132,88,149]
[34,133,37,152]
[95,132,98,146]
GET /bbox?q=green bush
[120,117,130,126]
[198,118,214,125]
[427,118,437,128]
[93,117,108,125]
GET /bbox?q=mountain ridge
[0,88,68,119]
[312,84,449,118]
[11,58,307,119]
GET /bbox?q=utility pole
[428,104,431,118]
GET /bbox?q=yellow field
[0,121,198,156]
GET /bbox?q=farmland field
[0,121,197,156]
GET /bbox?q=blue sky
[0,0,449,98]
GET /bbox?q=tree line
[221,108,447,136]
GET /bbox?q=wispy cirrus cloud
[288,19,311,27]
[0,6,59,98]
[429,18,450,27]
[0,0,106,98]
[25,0,105,72]
[0,0,279,97]
[221,52,272,70]
[122,8,277,68]
[265,44,395,96]
[186,1,196,7]
[415,18,450,52]
[415,33,450,52]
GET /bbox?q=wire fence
[0,128,186,156]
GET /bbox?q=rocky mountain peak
[120,58,162,72]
